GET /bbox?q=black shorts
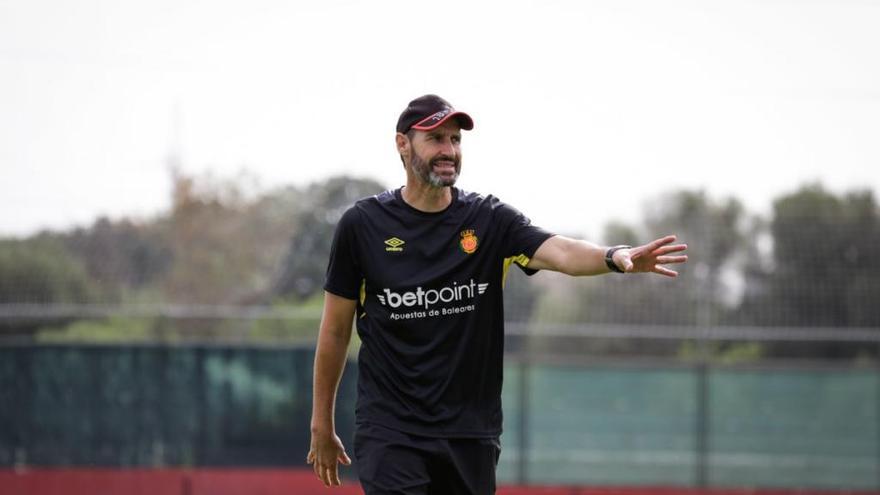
[354,422,501,495]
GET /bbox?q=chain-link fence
[2,181,879,491]
[2,337,878,491]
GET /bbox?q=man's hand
[307,429,352,487]
[614,234,688,277]
[309,292,356,487]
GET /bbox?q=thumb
[620,254,634,272]
[339,450,352,465]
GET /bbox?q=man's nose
[439,138,456,157]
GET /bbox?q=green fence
[1,344,876,490]
[0,345,356,468]
[498,362,877,490]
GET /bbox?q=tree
[750,185,880,328]
[523,190,750,358]
[162,170,301,304]
[0,237,96,305]
[273,176,386,300]
[62,217,171,300]
[0,237,98,339]
[567,190,747,326]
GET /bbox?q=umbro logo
[385,237,405,252]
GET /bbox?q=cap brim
[411,111,474,131]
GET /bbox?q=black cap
[396,94,474,134]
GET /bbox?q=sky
[1,0,878,239]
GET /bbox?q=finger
[332,464,342,486]
[644,235,677,252]
[306,450,315,464]
[321,465,332,487]
[632,238,678,260]
[653,266,678,277]
[656,255,688,264]
[653,244,688,255]
[313,459,321,479]
[618,253,634,272]
[339,450,352,465]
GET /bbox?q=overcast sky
[1,0,878,239]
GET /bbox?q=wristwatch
[604,245,631,273]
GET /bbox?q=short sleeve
[323,206,362,300]
[498,202,555,275]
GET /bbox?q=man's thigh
[354,423,431,495]
[429,437,501,495]
[354,423,500,495]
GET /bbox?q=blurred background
[2,1,879,494]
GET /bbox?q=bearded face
[404,123,463,188]
[409,147,461,188]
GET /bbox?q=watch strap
[604,245,631,273]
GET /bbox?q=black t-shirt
[324,187,554,438]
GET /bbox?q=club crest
[459,229,478,254]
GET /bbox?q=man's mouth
[432,160,457,172]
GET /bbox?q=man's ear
[395,132,410,156]
[396,132,411,168]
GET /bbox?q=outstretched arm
[528,234,688,277]
[308,291,356,487]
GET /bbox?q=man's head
[395,95,474,188]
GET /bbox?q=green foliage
[61,217,171,298]
[0,237,97,304]
[645,190,745,274]
[557,189,748,328]
[523,184,880,361]
[742,184,880,328]
[274,176,386,300]
[602,221,640,247]
[502,265,542,323]
[240,294,324,342]
[161,170,302,305]
[244,294,361,357]
[0,237,99,337]
[35,317,156,343]
[0,173,390,343]
[3,174,879,357]
[678,341,765,364]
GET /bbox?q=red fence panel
[1,469,876,495]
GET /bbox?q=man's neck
[401,180,453,213]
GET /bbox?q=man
[308,95,688,494]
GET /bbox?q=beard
[410,151,461,188]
